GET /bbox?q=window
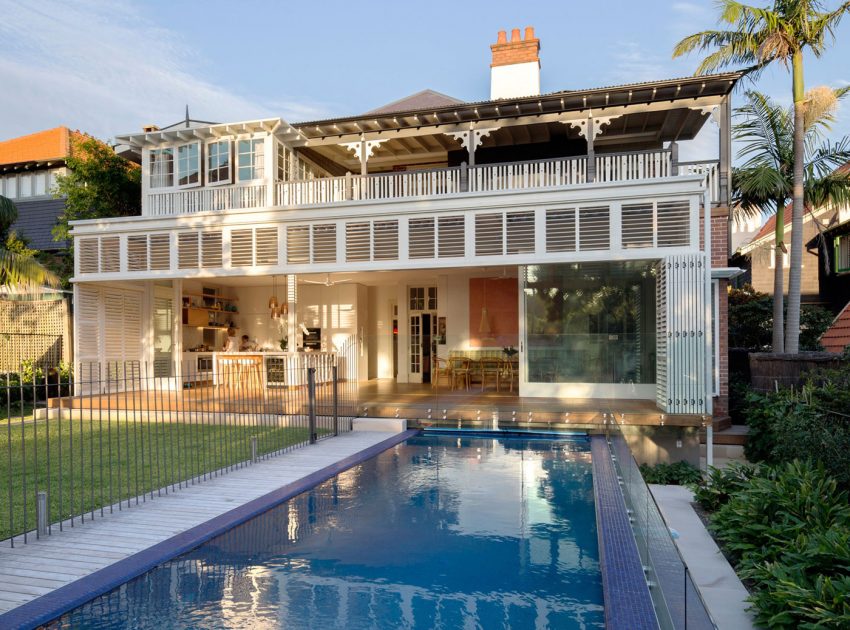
[2,175,17,198]
[207,140,231,185]
[408,287,437,311]
[836,235,850,273]
[34,172,46,196]
[149,148,174,188]
[276,143,289,181]
[19,174,32,198]
[177,142,201,187]
[237,138,265,182]
[767,250,790,269]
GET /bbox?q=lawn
[0,413,314,541]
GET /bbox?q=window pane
[177,143,200,186]
[149,148,174,188]
[524,261,656,384]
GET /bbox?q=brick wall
[490,28,539,67]
[701,207,730,421]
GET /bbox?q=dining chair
[448,357,470,390]
[432,357,453,390]
[480,359,501,392]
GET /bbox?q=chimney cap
[496,30,507,44]
[142,124,160,133]
[511,28,521,42]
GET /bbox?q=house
[0,126,84,251]
[69,27,739,437]
[734,202,835,303]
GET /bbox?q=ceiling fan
[301,273,353,287]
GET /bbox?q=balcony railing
[147,183,267,216]
[143,150,719,216]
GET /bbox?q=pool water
[54,434,604,629]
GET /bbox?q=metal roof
[292,72,743,139]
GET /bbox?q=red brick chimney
[490,27,540,99]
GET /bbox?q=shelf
[182,306,239,314]
[183,292,238,301]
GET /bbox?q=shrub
[691,462,758,512]
[742,363,850,489]
[711,460,850,567]
[638,460,702,485]
[706,461,850,628]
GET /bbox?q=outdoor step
[701,425,748,446]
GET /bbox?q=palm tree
[0,195,58,289]
[733,88,850,351]
[674,0,850,353]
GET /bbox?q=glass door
[409,314,422,384]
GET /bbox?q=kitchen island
[181,351,337,388]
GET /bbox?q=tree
[0,195,58,288]
[732,88,850,351]
[52,135,140,244]
[674,0,850,353]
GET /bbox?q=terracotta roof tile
[820,301,850,353]
[0,127,71,166]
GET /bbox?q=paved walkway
[650,484,756,630]
[0,430,401,621]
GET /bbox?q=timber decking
[0,430,401,623]
[45,379,705,427]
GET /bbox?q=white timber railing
[469,155,588,192]
[144,150,720,216]
[147,184,267,216]
[595,149,672,182]
[677,160,719,204]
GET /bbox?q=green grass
[0,413,315,541]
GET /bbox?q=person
[240,335,257,351]
[222,326,238,352]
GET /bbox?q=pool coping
[0,429,419,630]
[590,435,659,630]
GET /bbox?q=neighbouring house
[734,202,835,304]
[0,126,82,251]
[820,300,850,353]
[69,27,740,453]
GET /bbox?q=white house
[70,28,739,429]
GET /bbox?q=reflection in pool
[54,434,603,629]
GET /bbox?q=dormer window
[237,138,265,182]
[149,148,174,189]
[207,140,231,185]
[177,142,201,187]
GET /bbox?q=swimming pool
[52,434,604,629]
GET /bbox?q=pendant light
[268,276,279,317]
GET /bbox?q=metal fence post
[251,436,258,463]
[332,365,339,437]
[307,367,317,444]
[36,490,48,538]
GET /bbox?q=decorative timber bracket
[445,127,500,165]
[341,137,389,175]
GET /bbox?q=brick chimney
[490,27,540,100]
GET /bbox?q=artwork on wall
[437,316,446,344]
[469,277,519,348]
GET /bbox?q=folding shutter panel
[657,254,707,414]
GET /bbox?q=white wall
[490,61,540,100]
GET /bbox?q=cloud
[0,0,331,141]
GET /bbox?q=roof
[740,204,836,254]
[0,127,72,166]
[292,72,742,138]
[820,301,850,353]
[365,90,464,115]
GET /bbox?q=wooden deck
[0,430,400,619]
[357,380,705,428]
[42,379,705,427]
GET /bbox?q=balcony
[142,149,719,217]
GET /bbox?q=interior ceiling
[207,267,520,289]
[307,108,707,173]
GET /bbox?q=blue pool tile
[590,435,658,630]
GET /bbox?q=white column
[287,274,297,351]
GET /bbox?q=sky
[2,0,850,162]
